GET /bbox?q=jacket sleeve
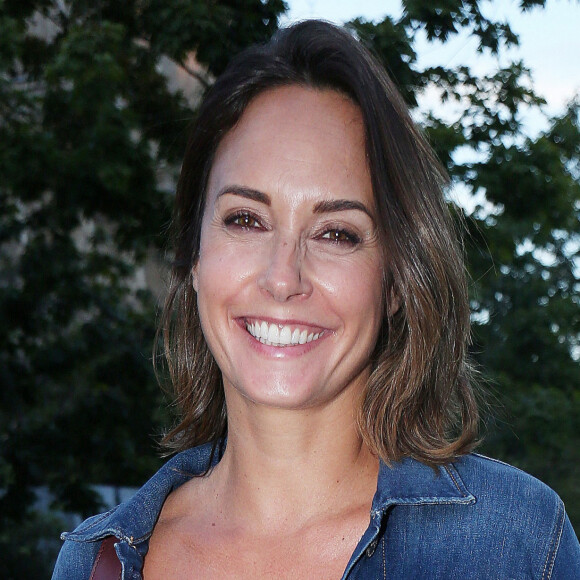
[546,508,580,579]
[51,537,102,580]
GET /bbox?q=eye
[224,211,263,230]
[319,228,361,245]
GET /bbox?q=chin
[224,369,364,413]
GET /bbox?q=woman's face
[194,85,384,412]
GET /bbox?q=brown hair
[157,19,479,465]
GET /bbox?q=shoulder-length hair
[158,19,479,465]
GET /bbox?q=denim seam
[370,496,473,516]
[471,453,530,476]
[443,466,468,497]
[60,507,119,540]
[63,526,152,545]
[103,528,152,545]
[381,533,386,579]
[541,499,565,580]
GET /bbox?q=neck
[209,390,379,533]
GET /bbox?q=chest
[142,513,369,580]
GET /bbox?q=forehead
[206,85,374,211]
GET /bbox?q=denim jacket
[53,444,580,579]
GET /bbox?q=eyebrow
[217,185,271,205]
[217,185,374,222]
[313,199,375,222]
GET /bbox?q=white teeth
[280,326,291,344]
[267,324,279,344]
[245,320,324,347]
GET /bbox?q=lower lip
[237,321,329,358]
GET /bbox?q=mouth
[244,319,325,347]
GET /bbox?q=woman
[53,20,579,579]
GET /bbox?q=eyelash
[223,211,265,230]
[223,211,362,246]
[317,227,361,246]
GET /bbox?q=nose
[257,236,312,301]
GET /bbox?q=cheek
[311,255,384,318]
[196,237,261,298]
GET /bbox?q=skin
[144,86,386,579]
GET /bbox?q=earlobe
[192,265,199,292]
[387,287,401,317]
[383,271,401,317]
[388,297,401,317]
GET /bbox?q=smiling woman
[52,20,579,580]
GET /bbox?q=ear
[192,263,199,292]
[386,286,401,317]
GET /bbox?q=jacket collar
[63,442,218,545]
[64,444,475,544]
[372,456,475,515]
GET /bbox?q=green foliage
[467,104,580,525]
[348,16,421,106]
[140,0,286,77]
[400,0,522,51]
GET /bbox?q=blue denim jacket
[53,445,580,579]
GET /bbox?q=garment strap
[89,536,122,580]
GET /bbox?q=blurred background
[1,1,578,576]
